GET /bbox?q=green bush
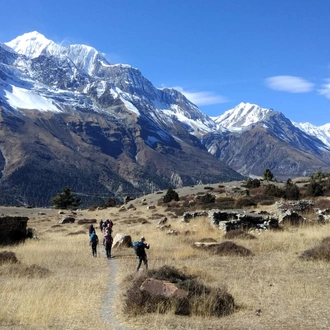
[163,187,179,203]
[51,186,81,209]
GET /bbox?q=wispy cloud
[173,87,228,106]
[318,79,330,99]
[265,75,314,93]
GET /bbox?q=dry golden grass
[0,209,110,330]
[2,196,330,330]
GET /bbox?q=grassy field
[1,184,330,330]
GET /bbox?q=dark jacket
[136,240,149,257]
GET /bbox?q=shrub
[245,178,261,188]
[224,230,257,240]
[305,180,324,197]
[283,179,301,200]
[263,168,274,181]
[235,197,257,208]
[211,241,253,256]
[124,265,235,317]
[0,251,18,265]
[213,197,236,209]
[264,184,284,198]
[163,188,179,203]
[300,240,330,261]
[200,193,215,204]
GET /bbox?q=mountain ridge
[1,31,330,206]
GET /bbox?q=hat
[141,236,145,241]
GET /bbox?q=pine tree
[51,186,81,209]
[262,168,274,181]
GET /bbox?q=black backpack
[132,241,144,256]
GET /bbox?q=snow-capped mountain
[1,31,330,206]
[211,102,273,131]
[3,31,216,136]
[293,122,330,147]
[203,102,330,179]
[0,31,241,206]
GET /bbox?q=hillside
[1,178,330,329]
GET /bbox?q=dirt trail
[100,251,131,330]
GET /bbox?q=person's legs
[106,243,111,258]
[92,243,97,257]
[143,257,148,270]
[136,257,142,271]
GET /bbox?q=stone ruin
[0,216,29,244]
[182,199,330,232]
[209,210,280,232]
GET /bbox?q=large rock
[112,233,132,248]
[0,216,29,244]
[140,279,188,299]
[59,217,75,224]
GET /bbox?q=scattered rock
[158,217,168,225]
[59,217,75,224]
[157,224,171,231]
[77,218,97,225]
[112,233,132,248]
[167,229,179,235]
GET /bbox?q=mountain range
[0,31,329,207]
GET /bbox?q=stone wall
[0,216,29,244]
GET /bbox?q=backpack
[104,234,112,245]
[90,232,98,243]
[132,241,144,256]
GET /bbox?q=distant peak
[213,102,273,130]
[7,31,50,44]
[5,31,53,58]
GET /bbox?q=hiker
[90,231,99,257]
[134,236,150,271]
[102,221,108,233]
[105,218,114,233]
[99,220,104,232]
[89,224,96,236]
[103,230,113,259]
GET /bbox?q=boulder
[59,217,75,224]
[0,216,29,244]
[140,279,188,299]
[112,233,132,248]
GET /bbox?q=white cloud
[173,87,228,106]
[265,75,314,93]
[318,79,330,99]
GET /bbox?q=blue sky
[1,0,330,125]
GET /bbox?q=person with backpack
[89,231,99,257]
[105,218,114,233]
[89,224,96,236]
[133,236,150,271]
[103,230,113,259]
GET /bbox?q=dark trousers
[91,243,97,257]
[137,255,148,270]
[105,243,112,259]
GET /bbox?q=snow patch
[2,85,60,112]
